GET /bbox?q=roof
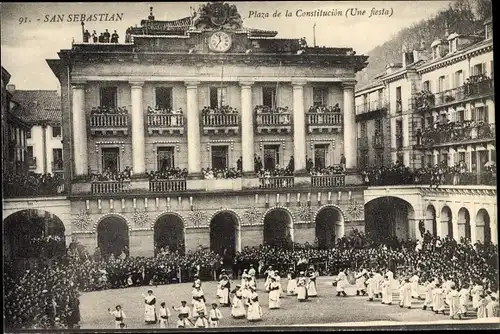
[11,90,61,125]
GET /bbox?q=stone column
[72,83,88,176]
[292,81,306,173]
[130,81,146,175]
[240,81,255,174]
[186,81,201,176]
[342,82,357,169]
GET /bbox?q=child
[176,313,193,328]
[159,302,171,328]
[209,303,223,328]
[194,311,209,328]
[108,305,126,329]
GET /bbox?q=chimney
[444,21,449,38]
[413,40,426,62]
[6,84,15,94]
[402,52,414,68]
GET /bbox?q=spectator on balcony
[306,157,314,173]
[287,156,295,173]
[416,128,422,146]
[98,32,104,43]
[237,157,242,172]
[92,30,98,43]
[103,29,111,43]
[254,155,263,174]
[111,30,119,43]
[83,30,91,43]
[340,154,346,171]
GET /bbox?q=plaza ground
[79,276,497,329]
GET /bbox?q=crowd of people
[90,106,128,114]
[308,104,341,113]
[202,105,239,115]
[201,167,242,179]
[308,165,345,176]
[416,120,493,147]
[147,106,183,114]
[90,167,132,182]
[3,172,64,197]
[83,29,120,43]
[147,168,188,180]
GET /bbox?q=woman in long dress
[296,272,308,302]
[400,278,412,309]
[264,266,275,292]
[471,282,484,311]
[458,283,471,316]
[286,268,297,296]
[446,284,461,319]
[307,268,318,297]
[142,290,157,324]
[230,285,246,319]
[268,277,281,309]
[477,293,488,318]
[247,287,263,322]
[432,283,446,314]
[217,274,231,307]
[382,276,393,305]
[192,284,207,317]
[241,276,252,307]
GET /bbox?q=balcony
[91,180,131,194]
[418,172,496,186]
[355,100,388,121]
[358,137,368,151]
[415,122,495,149]
[372,134,384,149]
[430,78,494,109]
[52,160,64,171]
[306,113,343,133]
[201,113,239,135]
[147,114,185,136]
[149,179,187,192]
[255,113,292,134]
[27,158,37,170]
[311,174,345,187]
[259,176,295,189]
[89,114,129,136]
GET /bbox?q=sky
[1,1,453,91]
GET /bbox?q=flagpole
[313,23,316,47]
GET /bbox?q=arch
[153,212,185,255]
[476,209,491,244]
[93,212,131,231]
[440,205,453,238]
[262,206,294,248]
[457,207,471,242]
[364,196,415,243]
[96,215,129,260]
[425,204,438,237]
[314,205,345,249]
[209,210,241,263]
[3,209,66,270]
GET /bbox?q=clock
[208,31,232,52]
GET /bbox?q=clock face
[208,31,232,52]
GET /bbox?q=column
[72,83,88,176]
[130,81,146,175]
[342,82,357,169]
[240,81,254,174]
[186,81,201,175]
[292,81,306,173]
[402,114,410,165]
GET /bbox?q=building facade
[355,18,496,244]
[44,2,369,257]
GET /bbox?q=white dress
[296,277,308,301]
[217,279,230,305]
[355,270,367,291]
[336,272,348,293]
[144,295,157,323]
[231,289,246,319]
[400,282,412,308]
[307,273,318,297]
[472,285,484,309]
[268,282,281,309]
[373,274,383,295]
[286,273,297,295]
[410,275,420,299]
[446,290,461,318]
[459,288,470,314]
[432,288,445,312]
[247,292,263,321]
[424,282,436,307]
[366,277,375,299]
[382,280,392,304]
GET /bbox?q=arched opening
[364,197,415,244]
[263,208,293,248]
[154,214,185,255]
[3,209,66,273]
[440,206,453,238]
[475,209,491,244]
[458,208,471,241]
[209,211,240,263]
[425,205,437,236]
[97,216,129,260]
[315,207,344,249]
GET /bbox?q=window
[27,146,33,161]
[476,106,489,123]
[454,70,463,88]
[423,80,430,92]
[375,119,383,133]
[209,87,227,109]
[438,76,446,92]
[100,87,117,109]
[377,89,383,101]
[313,87,328,106]
[471,63,485,76]
[440,153,448,166]
[395,86,402,112]
[155,87,173,109]
[26,129,31,139]
[376,152,384,167]
[458,152,466,164]
[360,122,367,138]
[263,145,280,170]
[101,147,120,173]
[314,144,329,169]
[457,109,465,122]
[262,87,277,108]
[211,145,228,170]
[490,149,496,163]
[157,147,175,172]
[53,149,63,170]
[486,23,493,40]
[52,126,61,137]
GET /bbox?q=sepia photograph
[1,0,498,331]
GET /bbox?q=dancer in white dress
[264,266,275,292]
[432,282,446,314]
[217,273,231,307]
[355,268,368,296]
[410,272,421,300]
[422,278,437,310]
[191,284,207,318]
[230,285,246,319]
[142,290,157,324]
[399,278,412,309]
[286,268,297,296]
[296,271,308,302]
[268,277,281,309]
[247,287,263,322]
[381,276,393,305]
[458,283,471,316]
[241,275,252,306]
[446,283,461,319]
[307,268,318,297]
[334,269,348,297]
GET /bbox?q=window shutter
[482,63,487,76]
[470,67,475,77]
[470,107,476,121]
[465,152,471,170]
[484,105,489,123]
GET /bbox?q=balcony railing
[91,181,131,194]
[306,113,343,125]
[372,134,384,149]
[431,78,494,108]
[149,179,187,192]
[418,172,496,186]
[52,161,64,171]
[417,123,495,147]
[356,99,388,115]
[358,137,368,150]
[255,113,292,134]
[147,114,184,135]
[311,175,345,187]
[202,113,239,127]
[90,114,129,135]
[259,176,295,189]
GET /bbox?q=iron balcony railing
[373,134,384,148]
[259,176,294,189]
[147,114,184,127]
[149,179,187,192]
[256,113,291,126]
[90,114,128,128]
[202,113,239,127]
[418,123,495,147]
[306,113,343,125]
[311,175,345,187]
[91,180,131,194]
[432,78,494,108]
[356,99,389,114]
